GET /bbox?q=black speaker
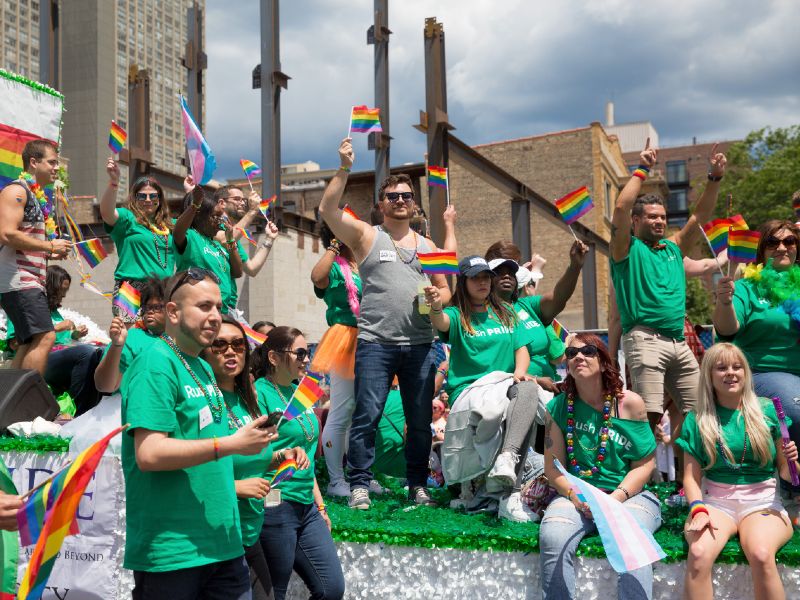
[0,369,59,430]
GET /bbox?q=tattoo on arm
[610,223,618,239]
[545,417,554,449]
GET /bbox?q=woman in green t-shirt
[100,157,174,322]
[677,342,799,600]
[541,333,659,600]
[252,326,345,600]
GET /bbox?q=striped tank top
[0,179,47,292]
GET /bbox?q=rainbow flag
[240,158,261,179]
[80,276,113,299]
[16,426,126,600]
[727,214,748,231]
[113,281,141,318]
[551,318,569,343]
[554,459,665,573]
[427,166,448,188]
[418,251,458,275]
[17,468,80,549]
[283,371,325,421]
[0,123,46,194]
[107,121,127,154]
[350,106,382,134]
[75,238,109,268]
[701,218,731,254]
[180,95,216,185]
[343,204,360,221]
[555,186,593,225]
[270,458,297,486]
[237,227,257,246]
[259,195,276,218]
[728,229,760,263]
[240,321,267,348]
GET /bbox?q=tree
[685,276,712,325]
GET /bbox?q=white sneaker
[349,487,371,510]
[368,479,386,495]
[499,491,539,523]
[488,451,519,488]
[326,480,350,497]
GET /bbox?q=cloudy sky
[204,0,800,181]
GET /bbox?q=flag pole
[347,106,354,139]
[445,169,451,207]
[567,225,580,244]
[697,224,725,277]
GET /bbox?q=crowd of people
[0,135,799,600]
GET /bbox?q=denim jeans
[259,501,344,600]
[244,540,274,600]
[539,491,662,600]
[347,340,436,489]
[132,555,251,600]
[44,344,103,414]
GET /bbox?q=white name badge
[198,405,213,430]
[379,250,397,262]
[265,488,281,507]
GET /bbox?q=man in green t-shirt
[610,139,727,429]
[121,269,274,599]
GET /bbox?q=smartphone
[264,411,283,428]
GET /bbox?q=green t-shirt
[547,393,656,490]
[226,241,250,310]
[513,295,561,378]
[175,228,237,312]
[373,389,406,478]
[121,339,242,572]
[675,400,787,485]
[254,378,319,505]
[611,236,686,339]
[223,389,271,547]
[720,277,800,374]
[542,325,566,381]
[5,309,72,346]
[102,327,161,376]
[440,306,524,403]
[313,261,362,327]
[104,207,174,281]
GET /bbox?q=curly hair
[562,332,624,401]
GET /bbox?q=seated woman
[541,333,659,600]
[425,255,538,523]
[677,343,798,600]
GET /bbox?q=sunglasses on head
[565,344,599,360]
[278,348,309,362]
[384,191,414,204]
[168,267,221,300]
[764,235,798,250]
[210,337,247,354]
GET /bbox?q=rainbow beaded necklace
[565,393,612,477]
[19,171,57,239]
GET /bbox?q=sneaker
[488,451,519,488]
[409,486,438,507]
[485,477,507,493]
[499,491,539,523]
[348,487,371,510]
[326,480,350,497]
[368,479,386,495]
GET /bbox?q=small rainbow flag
[555,186,594,225]
[283,371,325,421]
[350,106,382,134]
[240,321,267,348]
[727,214,748,232]
[240,158,262,179]
[237,227,257,246]
[259,195,276,218]
[270,458,298,486]
[418,251,458,276]
[75,238,109,268]
[113,281,141,319]
[701,218,731,254]
[727,229,760,263]
[107,121,127,154]
[427,166,448,189]
[551,318,569,343]
[343,204,360,221]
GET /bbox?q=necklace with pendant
[269,378,314,442]
[161,334,225,423]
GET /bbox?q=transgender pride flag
[179,95,216,185]
[554,459,665,573]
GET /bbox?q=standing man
[319,138,452,509]
[610,139,727,429]
[121,268,275,599]
[0,140,70,376]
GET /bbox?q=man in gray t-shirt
[319,138,452,509]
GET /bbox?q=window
[668,189,688,214]
[666,160,688,185]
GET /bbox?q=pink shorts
[703,478,787,525]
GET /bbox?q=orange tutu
[311,324,358,379]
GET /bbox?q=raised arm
[538,240,589,324]
[242,221,278,277]
[233,190,264,239]
[172,183,202,253]
[441,204,458,253]
[94,317,127,393]
[683,250,727,278]
[611,140,657,262]
[310,240,338,290]
[225,225,244,279]
[99,156,121,226]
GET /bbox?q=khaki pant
[622,326,699,415]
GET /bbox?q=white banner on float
[1,451,126,600]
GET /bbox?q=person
[610,139,727,429]
[253,326,345,600]
[121,268,275,599]
[318,138,452,510]
[0,457,21,531]
[0,139,71,375]
[541,333,659,599]
[677,343,799,600]
[94,277,167,394]
[252,321,275,336]
[202,316,310,600]
[100,158,174,322]
[173,184,243,314]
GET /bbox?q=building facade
[0,0,41,80]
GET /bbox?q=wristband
[707,173,723,182]
[339,166,351,173]
[690,506,709,518]
[213,436,220,461]
[317,503,327,513]
[689,500,705,508]
[431,308,443,314]
[567,488,574,501]
[616,486,631,500]
[632,166,649,181]
[259,240,273,250]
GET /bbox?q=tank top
[0,179,47,293]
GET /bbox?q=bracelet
[49,241,54,254]
[707,173,723,182]
[632,166,649,181]
[616,486,631,500]
[339,166,351,173]
[192,201,202,209]
[431,308,443,314]
[326,245,340,255]
[688,500,705,508]
[690,506,709,518]
[317,503,327,513]
[109,181,119,188]
[213,436,220,461]
[567,488,574,501]
[112,342,124,347]
[259,240,273,250]
[436,368,448,376]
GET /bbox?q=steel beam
[184,2,207,126]
[368,0,391,203]
[38,0,60,89]
[121,66,153,183]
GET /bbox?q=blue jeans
[44,343,103,414]
[132,555,251,600]
[539,491,662,600]
[259,501,344,600]
[347,340,436,489]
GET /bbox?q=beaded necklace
[381,226,418,265]
[716,418,749,471]
[222,389,246,431]
[19,171,57,239]
[148,222,170,269]
[268,378,314,442]
[565,393,612,477]
[161,334,225,423]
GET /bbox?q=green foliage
[685,276,712,325]
[56,165,70,190]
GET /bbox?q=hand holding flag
[108,121,127,154]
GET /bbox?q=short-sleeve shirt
[120,339,242,572]
[175,228,237,312]
[675,399,787,485]
[514,295,562,378]
[547,393,656,490]
[440,305,524,404]
[611,236,686,339]
[314,261,362,328]
[101,327,161,388]
[104,207,174,281]
[6,309,72,347]
[226,241,250,310]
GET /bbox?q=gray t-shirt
[357,226,435,345]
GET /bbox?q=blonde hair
[696,343,773,469]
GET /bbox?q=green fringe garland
[0,435,70,454]
[0,68,64,100]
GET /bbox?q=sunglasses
[764,236,798,250]
[210,337,247,354]
[136,192,160,202]
[278,348,309,362]
[565,344,599,360]
[384,191,414,204]
[168,267,221,300]
[141,303,165,315]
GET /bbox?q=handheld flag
[350,106,382,134]
[427,166,448,189]
[259,195,276,218]
[113,281,141,319]
[282,371,325,421]
[270,459,298,486]
[418,251,459,276]
[701,218,731,254]
[240,321,267,348]
[551,318,569,343]
[107,121,127,154]
[239,159,262,179]
[555,186,594,225]
[237,227,257,246]
[772,397,800,486]
[342,204,360,221]
[179,95,216,185]
[554,459,665,573]
[727,229,760,263]
[75,238,109,269]
[80,276,113,299]
[727,214,748,232]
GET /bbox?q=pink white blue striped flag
[554,459,665,573]
[179,95,216,185]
